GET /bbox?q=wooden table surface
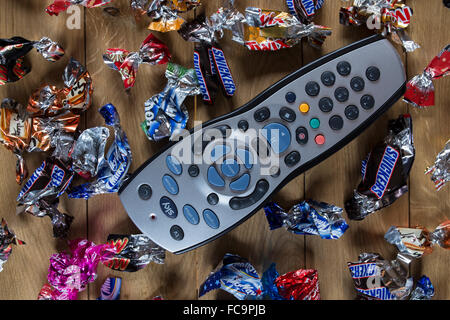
[0,0,448,300]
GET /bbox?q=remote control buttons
[207,193,219,205]
[270,166,281,177]
[360,94,375,110]
[279,107,296,122]
[350,76,365,92]
[238,120,249,132]
[166,155,182,175]
[170,225,184,241]
[160,197,178,219]
[229,179,269,210]
[315,134,326,145]
[236,148,253,169]
[138,184,152,200]
[230,173,250,192]
[221,159,240,178]
[285,91,296,103]
[295,126,309,145]
[254,107,270,122]
[203,209,220,229]
[335,87,349,102]
[366,66,380,81]
[214,125,231,138]
[188,165,199,177]
[261,123,291,154]
[329,115,344,130]
[183,205,200,225]
[321,71,336,86]
[337,61,351,76]
[305,81,320,96]
[318,97,333,113]
[345,105,359,120]
[162,175,179,195]
[299,103,310,114]
[211,144,231,162]
[284,151,301,167]
[309,118,320,129]
[207,166,225,187]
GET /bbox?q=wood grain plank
[302,1,409,299]
[0,0,87,299]
[407,0,450,300]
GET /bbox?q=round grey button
[334,87,349,102]
[366,66,380,81]
[207,193,219,205]
[345,105,359,120]
[170,225,184,241]
[318,97,333,113]
[138,184,152,200]
[321,71,336,86]
[337,61,351,76]
[188,165,199,177]
[305,81,320,97]
[238,120,249,132]
[360,94,375,110]
[350,76,365,92]
[329,115,344,130]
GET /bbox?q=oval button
[166,155,182,175]
[203,209,220,229]
[162,174,179,195]
[160,197,178,219]
[183,205,200,225]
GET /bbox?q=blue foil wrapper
[410,275,434,300]
[264,200,349,239]
[260,263,284,300]
[97,277,122,300]
[199,253,262,300]
[68,103,132,199]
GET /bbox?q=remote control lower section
[119,35,406,254]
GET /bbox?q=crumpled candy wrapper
[286,0,325,24]
[264,200,349,239]
[339,0,419,52]
[0,219,25,272]
[142,62,200,141]
[403,45,450,108]
[199,253,320,300]
[103,234,165,272]
[39,239,116,300]
[46,0,112,15]
[97,277,122,300]
[345,114,415,220]
[425,140,450,191]
[410,275,435,300]
[0,36,64,86]
[68,103,132,199]
[103,33,171,90]
[384,221,450,259]
[347,252,432,300]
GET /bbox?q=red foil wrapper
[46,0,112,16]
[275,269,320,300]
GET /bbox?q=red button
[315,134,325,145]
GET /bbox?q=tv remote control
[119,35,406,254]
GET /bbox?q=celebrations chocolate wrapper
[345,114,415,220]
[142,62,200,141]
[0,219,25,272]
[0,36,64,85]
[410,275,435,300]
[286,0,325,24]
[403,45,450,108]
[68,103,132,199]
[425,140,450,191]
[103,33,171,90]
[97,277,122,300]
[145,0,201,32]
[46,0,112,15]
[103,234,165,272]
[264,200,349,239]
[339,0,419,52]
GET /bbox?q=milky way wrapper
[403,45,450,108]
[264,200,348,239]
[345,114,415,220]
[142,63,200,141]
[68,104,132,199]
[0,36,64,85]
[46,0,112,15]
[425,140,450,191]
[103,234,165,272]
[97,277,122,300]
[146,0,201,32]
[103,33,171,90]
[0,219,25,272]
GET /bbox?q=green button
[309,118,320,129]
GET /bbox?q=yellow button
[299,103,310,113]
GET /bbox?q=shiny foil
[0,219,25,272]
[46,0,113,15]
[425,140,450,191]
[146,0,201,32]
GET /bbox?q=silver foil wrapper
[32,37,65,62]
[0,219,25,272]
[425,140,450,191]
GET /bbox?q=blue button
[166,155,182,175]
[210,145,231,162]
[160,197,178,218]
[203,209,220,229]
[230,174,250,191]
[207,166,225,187]
[183,205,200,225]
[221,159,239,177]
[236,149,253,169]
[285,91,296,103]
[261,123,291,154]
[162,174,179,195]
